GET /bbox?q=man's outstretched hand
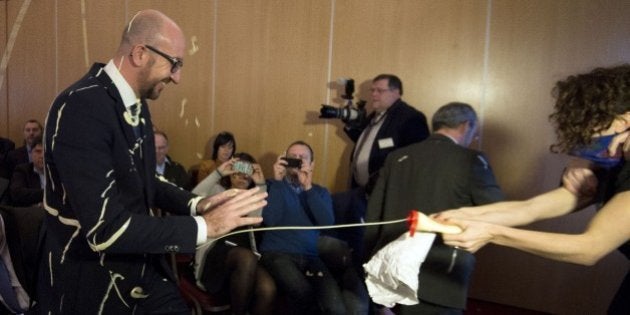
[200,187,267,238]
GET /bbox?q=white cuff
[193,216,207,245]
[190,196,203,215]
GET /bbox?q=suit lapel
[89,64,153,213]
[94,67,139,148]
[139,100,156,207]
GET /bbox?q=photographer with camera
[259,141,346,315]
[342,74,430,188]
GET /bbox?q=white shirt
[353,111,387,186]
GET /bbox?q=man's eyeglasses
[145,45,183,73]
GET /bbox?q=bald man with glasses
[39,10,266,314]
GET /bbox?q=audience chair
[170,253,231,314]
[0,205,45,298]
[153,207,230,314]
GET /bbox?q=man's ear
[457,121,469,134]
[128,45,149,67]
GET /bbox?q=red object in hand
[407,210,419,236]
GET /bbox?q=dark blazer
[5,146,28,179]
[39,63,200,314]
[9,162,43,207]
[0,137,15,179]
[162,157,192,190]
[345,99,429,187]
[364,134,504,310]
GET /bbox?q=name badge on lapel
[378,137,394,149]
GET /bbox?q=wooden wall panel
[56,1,126,92]
[6,0,54,141]
[327,0,489,191]
[128,1,217,170]
[469,1,630,313]
[2,1,629,313]
[212,0,332,181]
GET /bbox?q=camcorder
[319,78,367,124]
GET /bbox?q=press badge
[378,137,395,149]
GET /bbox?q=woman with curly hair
[435,64,630,314]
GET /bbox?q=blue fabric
[569,133,623,168]
[260,179,334,256]
[260,179,344,314]
[0,259,25,313]
[261,251,345,315]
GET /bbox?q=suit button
[172,245,180,252]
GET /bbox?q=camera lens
[319,105,342,119]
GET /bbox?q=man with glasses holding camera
[39,9,266,314]
[345,74,430,189]
[259,141,346,315]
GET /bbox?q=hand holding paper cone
[408,210,462,236]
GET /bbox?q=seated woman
[193,152,276,315]
[196,131,236,183]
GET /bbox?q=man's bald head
[113,10,185,99]
[118,9,183,55]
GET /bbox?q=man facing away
[344,74,430,189]
[364,102,504,314]
[39,9,266,314]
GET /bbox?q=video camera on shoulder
[319,78,367,124]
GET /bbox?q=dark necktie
[129,103,141,139]
[353,113,385,163]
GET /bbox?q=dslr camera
[319,78,367,124]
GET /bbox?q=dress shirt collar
[434,133,459,145]
[104,60,140,109]
[156,156,171,175]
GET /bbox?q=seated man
[155,130,192,190]
[9,136,44,207]
[5,120,42,179]
[259,141,345,315]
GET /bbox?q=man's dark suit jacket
[344,99,429,187]
[364,134,504,311]
[5,146,28,179]
[0,137,15,179]
[9,162,43,207]
[162,157,192,190]
[39,63,200,314]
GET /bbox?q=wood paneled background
[1,0,628,313]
